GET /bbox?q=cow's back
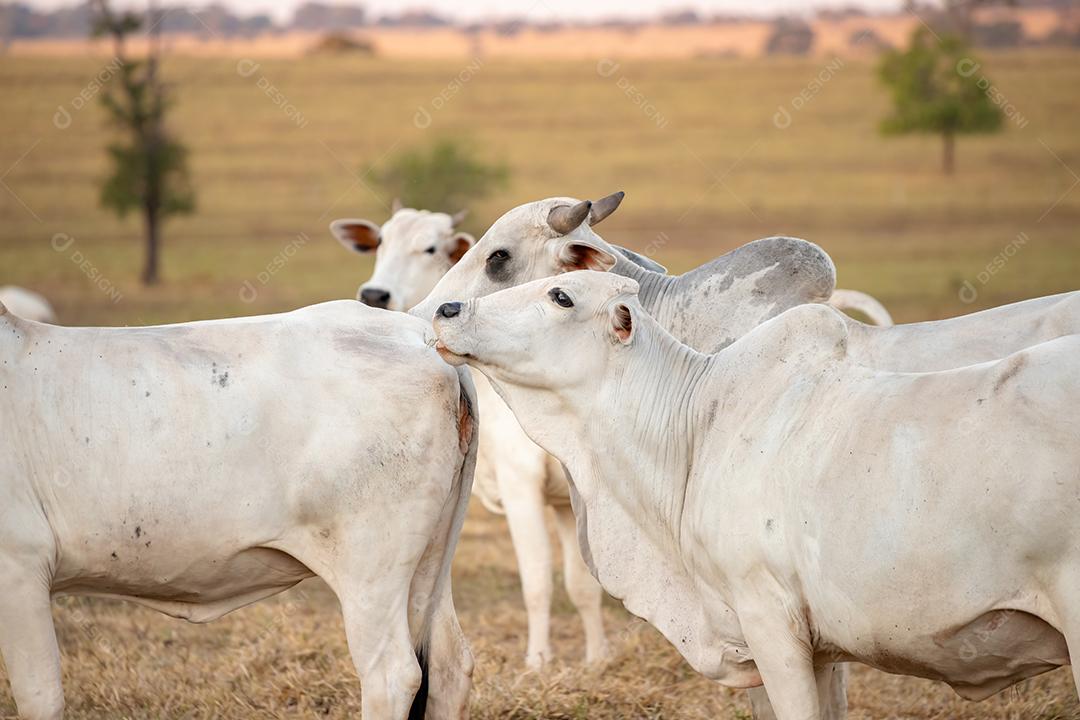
[845,290,1080,372]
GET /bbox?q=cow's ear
[447,232,475,264]
[556,237,617,272]
[330,219,381,254]
[610,303,635,344]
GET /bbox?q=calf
[0,301,477,720]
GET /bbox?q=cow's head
[331,203,474,312]
[432,270,640,393]
[410,192,625,321]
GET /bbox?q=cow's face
[432,270,640,393]
[410,193,625,322]
[331,208,474,312]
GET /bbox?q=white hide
[434,271,1080,720]
[0,300,477,720]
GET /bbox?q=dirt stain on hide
[705,399,719,427]
[993,355,1026,394]
[211,362,230,388]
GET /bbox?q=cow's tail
[407,647,430,720]
[828,288,894,327]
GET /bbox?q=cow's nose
[437,302,462,319]
[360,287,391,309]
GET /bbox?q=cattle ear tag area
[611,303,634,344]
[330,219,381,254]
[448,233,475,264]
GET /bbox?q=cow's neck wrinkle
[584,311,713,549]
[612,255,677,326]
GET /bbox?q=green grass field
[2,50,1080,719]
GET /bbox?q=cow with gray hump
[0,300,477,720]
[331,199,475,311]
[411,192,1080,719]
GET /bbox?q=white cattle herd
[1,193,1077,720]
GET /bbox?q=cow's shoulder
[717,303,850,375]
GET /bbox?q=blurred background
[2,0,1079,717]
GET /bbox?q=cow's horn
[547,200,593,235]
[392,197,404,213]
[450,209,468,227]
[589,191,624,226]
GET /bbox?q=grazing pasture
[1,50,1079,718]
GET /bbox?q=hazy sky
[22,0,911,23]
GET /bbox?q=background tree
[878,26,1003,174]
[94,0,195,286]
[371,138,508,219]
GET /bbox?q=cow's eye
[424,246,437,255]
[549,288,574,308]
[485,249,511,280]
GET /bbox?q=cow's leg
[747,687,777,720]
[552,505,609,664]
[498,472,554,669]
[1057,588,1080,701]
[738,599,820,720]
[312,522,431,720]
[0,562,64,720]
[335,582,422,720]
[817,663,848,720]
[747,664,845,720]
[423,584,473,720]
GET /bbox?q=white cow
[331,201,474,311]
[0,300,477,720]
[412,194,1080,714]
[0,287,55,323]
[432,270,1080,720]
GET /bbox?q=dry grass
[1,49,1079,718]
[1,505,1076,719]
